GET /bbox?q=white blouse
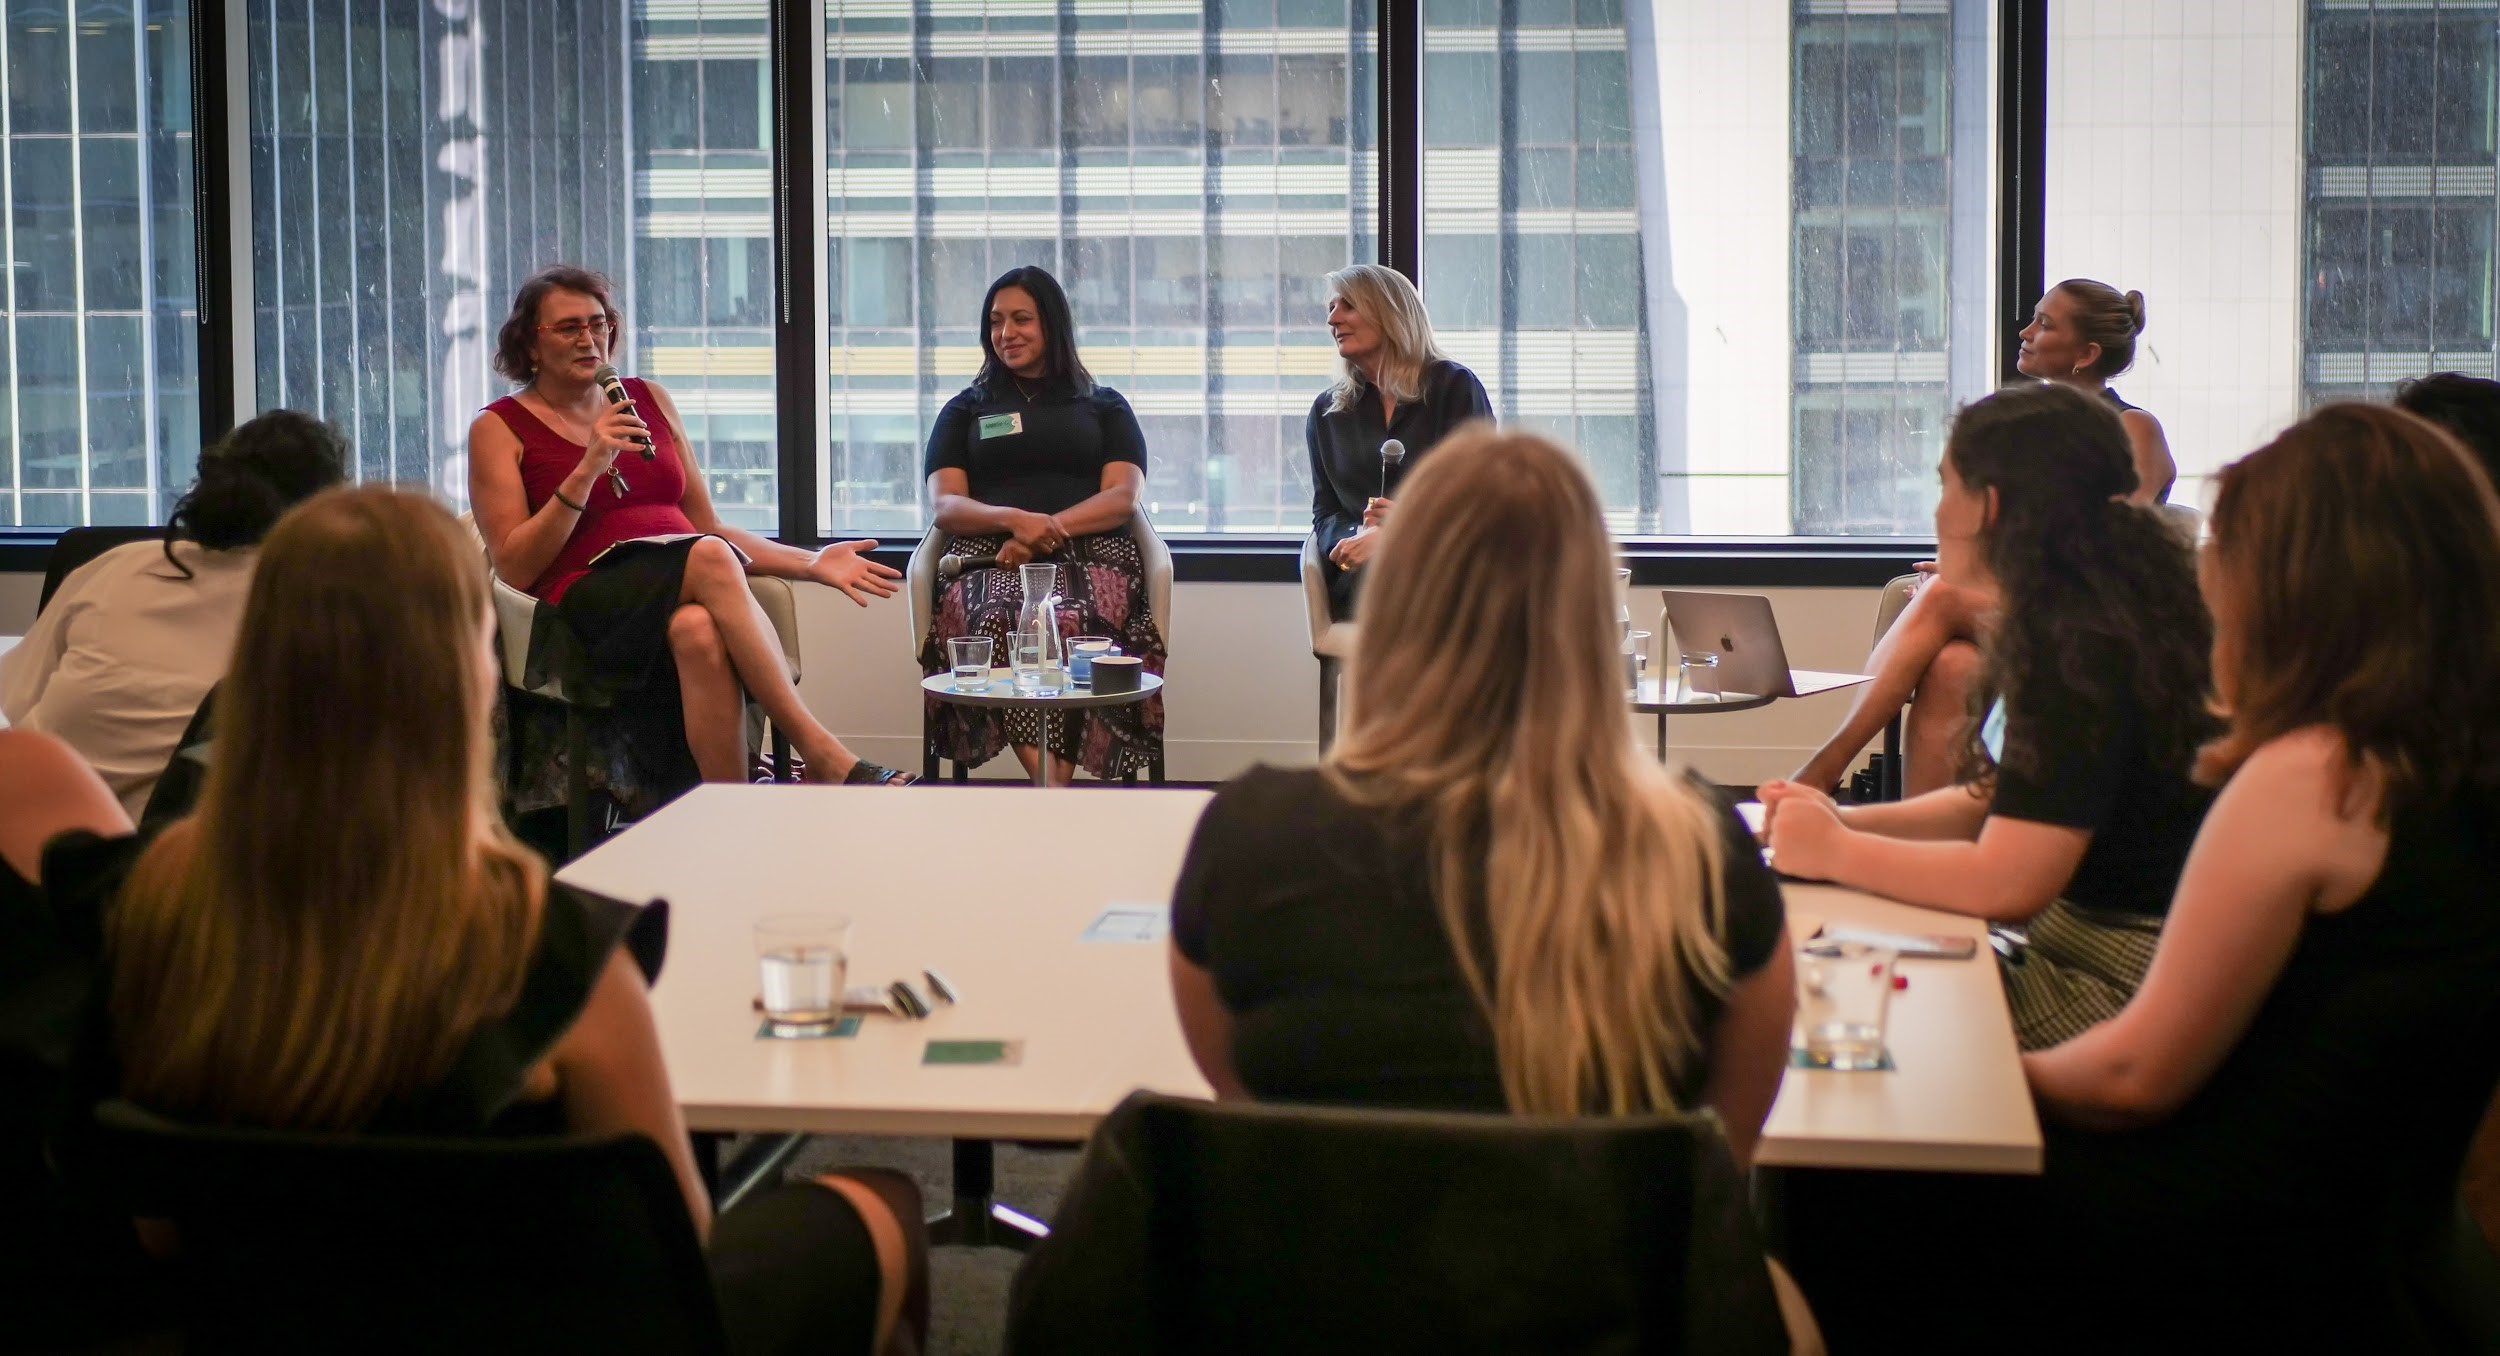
[0,540,256,819]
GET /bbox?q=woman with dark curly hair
[468,265,918,808]
[1759,383,2216,1049]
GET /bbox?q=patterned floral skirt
[917,531,1166,779]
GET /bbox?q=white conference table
[557,783,2041,1238]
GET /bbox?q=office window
[1418,1,1987,536]
[3,0,199,527]
[1790,2,1985,535]
[2304,2,2500,405]
[249,2,776,528]
[823,1,1377,534]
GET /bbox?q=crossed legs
[1792,579,1993,797]
[669,536,862,784]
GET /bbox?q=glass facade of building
[62,0,2018,535]
[1,0,197,528]
[2304,0,2500,404]
[816,0,1376,534]
[1791,0,1960,535]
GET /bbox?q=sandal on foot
[842,760,920,786]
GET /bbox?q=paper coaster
[1789,1045,1895,1072]
[756,1015,862,1040]
[1081,903,1169,943]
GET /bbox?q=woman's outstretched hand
[807,540,903,606]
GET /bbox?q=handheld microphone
[592,362,657,460]
[937,553,1003,581]
[1379,438,1406,499]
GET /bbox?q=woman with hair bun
[1791,278,2173,799]
[0,409,347,817]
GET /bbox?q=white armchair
[906,512,1171,782]
[1300,533,1357,753]
[462,515,802,856]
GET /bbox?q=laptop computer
[1657,590,1866,700]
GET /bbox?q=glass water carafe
[1013,563,1066,694]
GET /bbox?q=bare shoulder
[469,405,521,451]
[2119,406,2168,440]
[638,378,682,413]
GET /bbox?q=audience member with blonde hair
[2,488,926,1355]
[1791,279,2173,797]
[1178,427,1793,1131]
[1306,262,1493,619]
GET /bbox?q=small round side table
[1628,673,1775,761]
[920,668,1165,786]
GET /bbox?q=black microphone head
[1381,438,1406,468]
[593,363,628,403]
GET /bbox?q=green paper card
[976,413,1023,439]
[925,1039,1024,1066]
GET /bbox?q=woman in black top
[922,266,1162,783]
[1172,426,1794,1153]
[1306,263,1493,620]
[1762,383,2216,1050]
[0,490,925,1354]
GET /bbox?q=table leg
[925,1137,1049,1251]
[1036,734,1051,787]
[1656,711,1668,762]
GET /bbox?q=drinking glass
[1676,649,1722,701]
[1067,635,1116,689]
[948,636,993,691]
[1795,939,1895,1070]
[1622,629,1651,697]
[755,913,850,1034]
[1614,567,1634,643]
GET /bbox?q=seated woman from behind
[10,488,925,1356]
[1790,279,2175,796]
[1762,383,2215,1051]
[2016,403,2500,1347]
[0,410,344,818]
[1175,427,1793,1146]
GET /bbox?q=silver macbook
[1658,590,1797,699]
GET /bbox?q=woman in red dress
[468,265,916,808]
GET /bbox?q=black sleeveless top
[2100,386,2175,501]
[2043,785,2500,1334]
[19,830,666,1137]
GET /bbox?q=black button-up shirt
[1304,358,1494,619]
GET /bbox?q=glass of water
[1676,649,1721,701]
[949,636,993,691]
[1622,629,1651,697]
[755,913,850,1035]
[1067,636,1116,689]
[1796,938,1895,1070]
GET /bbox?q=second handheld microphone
[592,362,658,460]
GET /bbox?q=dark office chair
[1007,1091,1798,1356]
[37,526,162,613]
[85,1099,729,1356]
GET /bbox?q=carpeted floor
[775,1135,1084,1356]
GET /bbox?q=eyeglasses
[537,316,615,341]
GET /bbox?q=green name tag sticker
[977,413,1023,439]
[924,1039,1024,1066]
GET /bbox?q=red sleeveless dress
[486,379,695,602]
